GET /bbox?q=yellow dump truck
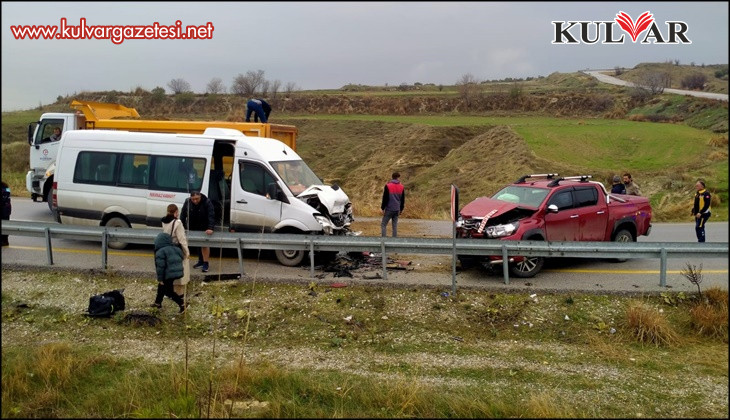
[27,100,298,209]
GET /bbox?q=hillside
[1,69,727,222]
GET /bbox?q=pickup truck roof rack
[547,175,592,187]
[515,173,559,184]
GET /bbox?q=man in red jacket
[381,172,405,237]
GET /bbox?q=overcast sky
[2,1,727,111]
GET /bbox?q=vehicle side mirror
[547,204,559,213]
[266,182,288,202]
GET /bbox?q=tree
[284,82,298,95]
[206,77,226,94]
[270,79,282,99]
[231,70,266,97]
[634,71,668,95]
[167,78,191,94]
[456,73,480,108]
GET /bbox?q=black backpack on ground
[87,289,125,317]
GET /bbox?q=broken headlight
[315,215,334,235]
[485,221,519,238]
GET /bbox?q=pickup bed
[456,174,652,277]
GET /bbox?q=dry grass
[690,286,729,342]
[624,301,680,347]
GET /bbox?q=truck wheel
[104,217,130,250]
[509,256,544,278]
[612,229,635,262]
[275,249,306,266]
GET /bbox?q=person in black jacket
[180,190,215,272]
[691,180,712,242]
[1,181,11,246]
[610,175,626,195]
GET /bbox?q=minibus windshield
[271,160,322,196]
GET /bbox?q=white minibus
[53,128,353,266]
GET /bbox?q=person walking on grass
[381,171,405,237]
[692,179,712,242]
[161,203,190,301]
[151,228,187,313]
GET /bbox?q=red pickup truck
[456,174,653,278]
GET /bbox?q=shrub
[624,301,679,347]
[680,73,707,90]
[690,304,728,341]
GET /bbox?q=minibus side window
[118,154,151,187]
[73,152,118,185]
[150,156,206,192]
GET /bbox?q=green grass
[1,268,728,418]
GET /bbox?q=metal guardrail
[2,220,728,291]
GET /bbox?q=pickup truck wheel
[275,249,306,266]
[509,256,544,278]
[104,217,130,250]
[612,229,635,262]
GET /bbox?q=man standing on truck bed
[181,191,216,273]
[246,98,272,123]
[381,172,405,237]
[692,179,712,242]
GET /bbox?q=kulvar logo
[552,11,691,44]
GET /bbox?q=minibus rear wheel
[104,216,130,250]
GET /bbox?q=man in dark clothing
[692,180,712,242]
[1,181,11,246]
[180,190,216,272]
[245,98,272,123]
[610,175,626,195]
[381,172,405,237]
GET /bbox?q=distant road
[582,70,729,102]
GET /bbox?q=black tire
[612,229,635,263]
[509,256,545,278]
[275,249,306,266]
[104,216,131,250]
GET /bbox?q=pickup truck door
[573,186,608,241]
[230,160,281,232]
[544,188,580,241]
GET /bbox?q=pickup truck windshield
[271,160,322,196]
[491,186,550,208]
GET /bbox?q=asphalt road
[582,69,729,102]
[2,197,728,294]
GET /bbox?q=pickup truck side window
[548,190,574,211]
[574,187,598,208]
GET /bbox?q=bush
[624,301,679,347]
[680,73,707,90]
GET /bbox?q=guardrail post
[44,227,53,265]
[659,248,667,287]
[381,240,387,281]
[101,229,108,269]
[236,238,245,277]
[502,244,510,285]
[451,224,457,295]
[309,239,315,278]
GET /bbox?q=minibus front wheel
[104,216,131,250]
[275,249,305,266]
